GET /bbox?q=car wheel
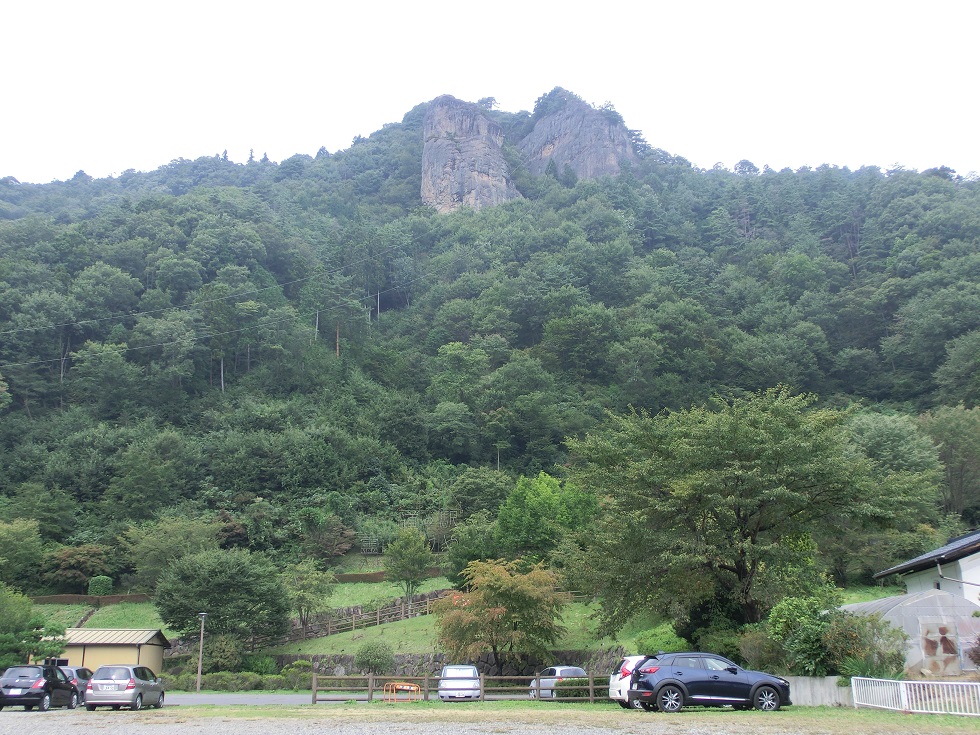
[657,684,683,713]
[68,692,79,710]
[38,693,52,712]
[86,704,96,711]
[630,697,647,710]
[754,685,780,711]
[528,687,537,699]
[132,694,143,711]
[616,700,630,708]
[154,692,165,709]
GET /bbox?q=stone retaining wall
[275,648,626,678]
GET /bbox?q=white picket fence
[852,677,980,717]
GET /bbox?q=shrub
[968,638,980,668]
[242,654,279,675]
[237,671,264,691]
[693,625,743,664]
[281,659,313,690]
[162,654,193,676]
[87,575,113,596]
[738,625,789,673]
[765,587,907,677]
[825,613,908,679]
[202,633,245,673]
[201,671,236,690]
[550,677,590,699]
[767,590,842,676]
[355,640,395,674]
[261,674,289,690]
[634,622,689,655]
[165,672,197,691]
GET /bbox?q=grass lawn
[266,601,637,657]
[268,612,440,656]
[32,603,92,629]
[85,601,176,637]
[329,577,452,608]
[839,584,905,604]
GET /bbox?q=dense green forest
[1,96,979,641]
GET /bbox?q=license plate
[101,684,119,691]
[8,688,22,695]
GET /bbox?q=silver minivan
[85,665,164,710]
[438,664,481,700]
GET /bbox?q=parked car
[60,666,94,702]
[628,652,791,712]
[437,664,481,701]
[84,664,165,711]
[528,665,587,699]
[0,664,79,711]
[608,654,649,708]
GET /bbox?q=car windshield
[4,666,42,678]
[563,667,586,676]
[442,666,477,678]
[93,666,132,681]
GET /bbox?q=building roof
[873,529,980,579]
[841,589,980,617]
[65,628,171,648]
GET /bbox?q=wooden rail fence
[311,673,602,703]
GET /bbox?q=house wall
[65,644,166,674]
[960,555,980,605]
[904,557,980,601]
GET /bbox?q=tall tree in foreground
[434,559,566,668]
[155,548,289,642]
[565,387,930,631]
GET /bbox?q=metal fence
[852,677,980,717]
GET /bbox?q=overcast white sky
[2,1,977,184]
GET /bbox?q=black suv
[0,664,80,711]
[628,652,791,712]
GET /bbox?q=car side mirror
[726,666,738,674]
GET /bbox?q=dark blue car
[0,665,79,712]
[627,652,791,712]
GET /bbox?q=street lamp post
[195,612,207,693]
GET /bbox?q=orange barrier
[383,681,422,702]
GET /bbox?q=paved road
[166,691,319,706]
[165,691,524,705]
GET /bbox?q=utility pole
[196,612,208,693]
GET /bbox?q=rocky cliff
[420,95,521,214]
[516,88,639,179]
[421,89,639,213]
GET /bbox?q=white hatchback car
[608,655,648,709]
[528,665,587,699]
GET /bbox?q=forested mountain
[1,89,979,601]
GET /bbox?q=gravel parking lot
[1,702,978,735]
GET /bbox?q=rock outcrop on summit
[421,88,639,213]
[421,96,521,214]
[516,88,639,180]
